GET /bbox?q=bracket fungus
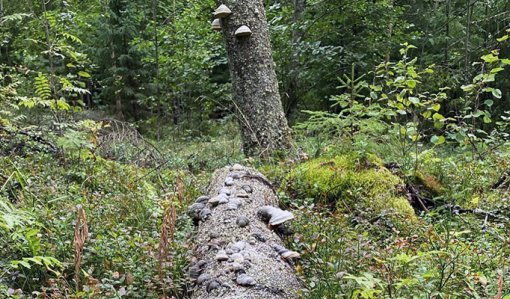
[208,193,229,206]
[273,244,301,260]
[235,25,252,38]
[211,18,221,31]
[236,215,250,227]
[236,273,256,286]
[258,206,294,226]
[215,250,229,262]
[225,176,234,186]
[226,198,242,210]
[213,4,231,19]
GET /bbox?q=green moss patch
[282,153,416,227]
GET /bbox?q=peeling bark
[188,165,301,299]
[217,0,293,158]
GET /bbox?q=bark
[218,0,293,158]
[188,165,301,299]
[465,0,473,80]
[444,0,450,66]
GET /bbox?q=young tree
[216,0,293,158]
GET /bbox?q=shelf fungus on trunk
[187,164,301,299]
[273,244,301,260]
[211,18,222,31]
[213,4,232,19]
[234,25,252,38]
[257,205,294,226]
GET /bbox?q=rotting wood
[188,164,301,299]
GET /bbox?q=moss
[282,153,416,228]
[415,172,445,196]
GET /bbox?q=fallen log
[187,164,301,298]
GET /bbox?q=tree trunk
[188,165,301,299]
[218,0,293,158]
[444,0,450,66]
[465,0,473,80]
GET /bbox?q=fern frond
[34,73,52,101]
[0,13,32,24]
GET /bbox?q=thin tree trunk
[284,0,305,124]
[152,0,163,139]
[218,0,293,158]
[465,0,473,80]
[445,0,450,66]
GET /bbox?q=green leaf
[406,80,417,89]
[490,67,504,74]
[484,100,494,107]
[432,113,444,121]
[409,97,419,105]
[431,135,445,145]
[461,84,474,92]
[483,74,496,82]
[432,104,441,112]
[473,110,484,117]
[78,71,91,78]
[497,35,509,42]
[481,53,498,63]
[492,89,502,99]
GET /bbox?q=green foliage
[371,43,447,148]
[0,145,196,297]
[289,181,510,298]
[1,187,63,295]
[448,30,510,158]
[296,64,387,141]
[1,1,510,298]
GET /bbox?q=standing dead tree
[213,1,293,158]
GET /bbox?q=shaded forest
[1,0,510,298]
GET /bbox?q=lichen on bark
[217,0,293,158]
[188,164,302,299]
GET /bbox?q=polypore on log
[187,164,301,299]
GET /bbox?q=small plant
[73,204,89,291]
[370,43,448,173]
[297,64,386,142]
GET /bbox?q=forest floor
[1,118,510,298]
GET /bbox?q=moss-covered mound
[282,153,416,226]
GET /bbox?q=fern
[34,73,52,101]
[0,13,32,24]
[61,32,83,45]
[59,77,90,95]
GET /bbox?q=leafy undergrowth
[290,206,509,298]
[265,143,510,298]
[2,121,510,298]
[0,139,198,297]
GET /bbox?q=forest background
[1,0,510,298]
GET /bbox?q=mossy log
[282,154,418,231]
[188,165,301,299]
